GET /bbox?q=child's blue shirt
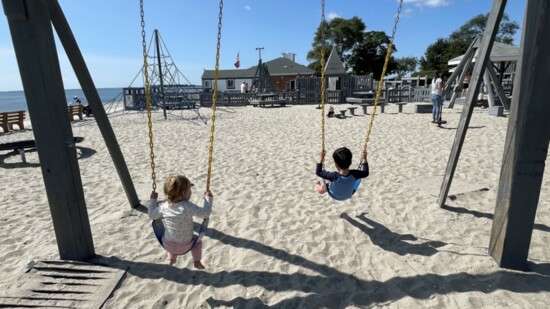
[316,163,369,201]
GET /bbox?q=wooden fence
[199,87,433,107]
[124,85,435,110]
[371,87,432,103]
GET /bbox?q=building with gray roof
[202,54,315,92]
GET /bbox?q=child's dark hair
[333,147,352,169]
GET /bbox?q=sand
[0,103,549,308]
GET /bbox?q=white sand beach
[0,103,549,308]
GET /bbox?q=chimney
[281,52,296,62]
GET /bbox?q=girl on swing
[149,175,213,268]
[315,147,369,201]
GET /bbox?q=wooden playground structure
[1,0,548,272]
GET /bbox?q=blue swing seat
[354,179,361,191]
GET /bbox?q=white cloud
[400,8,415,17]
[244,5,251,11]
[326,12,340,21]
[403,0,452,8]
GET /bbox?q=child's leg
[315,180,328,194]
[190,239,203,261]
[166,252,177,266]
[163,236,204,268]
[190,237,205,269]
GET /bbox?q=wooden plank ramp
[0,260,126,308]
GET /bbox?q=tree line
[307,13,519,80]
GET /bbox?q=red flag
[234,52,240,68]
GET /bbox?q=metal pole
[255,47,264,61]
[155,29,167,120]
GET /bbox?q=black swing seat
[152,217,209,256]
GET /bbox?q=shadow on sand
[92,224,550,308]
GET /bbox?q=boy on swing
[315,147,369,201]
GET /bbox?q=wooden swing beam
[438,0,550,270]
[2,0,140,261]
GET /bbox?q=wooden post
[438,0,507,207]
[2,0,94,260]
[486,63,510,110]
[443,37,478,95]
[489,0,550,270]
[446,39,477,108]
[48,0,140,208]
[484,71,495,108]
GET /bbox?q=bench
[0,136,84,163]
[68,104,83,121]
[337,110,347,118]
[0,111,26,133]
[250,99,287,108]
[359,103,385,115]
[394,102,407,113]
[414,103,433,114]
[348,107,357,115]
[346,97,374,104]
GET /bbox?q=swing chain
[140,0,156,192]
[362,0,403,153]
[320,0,326,154]
[206,0,223,192]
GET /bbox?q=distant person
[315,147,369,201]
[83,105,93,117]
[250,83,256,93]
[244,82,249,94]
[148,175,213,269]
[240,82,246,93]
[431,72,444,123]
[327,106,335,118]
[73,96,81,105]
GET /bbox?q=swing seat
[353,179,361,191]
[152,218,210,256]
[152,219,165,246]
[327,179,362,201]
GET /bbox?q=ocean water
[0,88,124,112]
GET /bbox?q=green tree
[420,38,468,74]
[307,20,333,72]
[307,17,366,72]
[449,13,519,45]
[420,13,519,73]
[395,56,418,78]
[348,31,397,77]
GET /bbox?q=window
[226,79,235,89]
[203,80,211,89]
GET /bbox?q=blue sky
[0,0,526,91]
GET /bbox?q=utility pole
[255,47,264,61]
